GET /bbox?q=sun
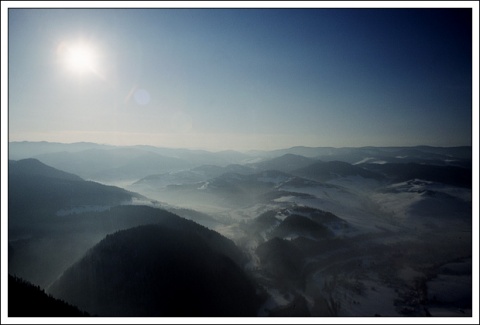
[58,40,99,76]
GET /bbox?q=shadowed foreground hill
[9,275,89,317]
[9,203,247,291]
[49,224,263,316]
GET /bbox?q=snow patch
[258,288,294,316]
[273,195,296,203]
[260,220,282,241]
[337,279,401,317]
[284,233,300,241]
[353,157,374,165]
[198,181,209,190]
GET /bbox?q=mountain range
[7,141,473,317]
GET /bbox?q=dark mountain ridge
[9,159,142,222]
[9,158,83,181]
[9,275,89,317]
[48,223,263,316]
[9,203,247,289]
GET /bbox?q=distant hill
[157,171,288,209]
[9,141,253,182]
[132,164,256,190]
[250,154,316,172]
[8,141,112,160]
[9,159,142,221]
[294,206,350,230]
[362,162,472,188]
[143,167,368,212]
[192,163,255,178]
[271,214,333,240]
[249,206,349,242]
[10,142,471,184]
[9,275,89,317]
[251,146,472,166]
[48,223,263,316]
[130,145,252,166]
[293,160,383,182]
[9,158,83,181]
[132,170,206,189]
[32,148,192,182]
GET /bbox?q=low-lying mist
[8,143,473,317]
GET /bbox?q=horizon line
[7,139,474,153]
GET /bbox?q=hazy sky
[8,7,473,151]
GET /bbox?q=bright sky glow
[59,41,98,75]
[6,4,477,151]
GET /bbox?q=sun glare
[58,40,99,76]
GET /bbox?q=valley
[7,142,473,317]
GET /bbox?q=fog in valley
[8,142,473,317]
[4,5,476,322]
